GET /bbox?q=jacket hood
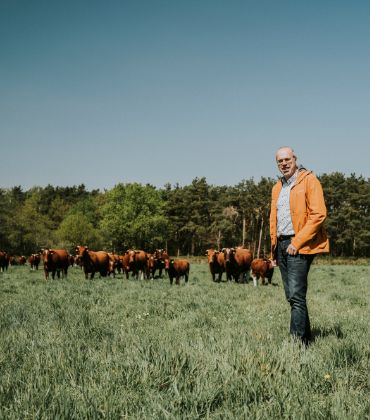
[280,165,311,185]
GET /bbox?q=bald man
[270,147,329,345]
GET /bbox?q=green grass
[0,264,369,419]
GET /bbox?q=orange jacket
[270,169,329,256]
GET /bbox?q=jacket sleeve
[292,175,327,250]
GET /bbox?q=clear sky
[1,0,369,190]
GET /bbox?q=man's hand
[287,243,298,255]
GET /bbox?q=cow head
[41,248,55,267]
[125,250,137,267]
[206,249,219,264]
[265,258,275,270]
[165,258,174,270]
[147,254,156,269]
[76,245,89,257]
[222,248,235,265]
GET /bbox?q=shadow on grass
[312,324,344,341]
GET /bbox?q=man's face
[276,148,297,180]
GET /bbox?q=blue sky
[1,0,369,190]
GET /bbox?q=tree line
[0,172,369,258]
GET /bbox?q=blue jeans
[277,238,314,343]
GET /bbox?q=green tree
[55,212,102,252]
[8,190,53,255]
[99,183,168,252]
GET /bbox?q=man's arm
[291,175,327,251]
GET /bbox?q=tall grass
[0,264,369,419]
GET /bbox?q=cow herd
[0,248,191,285]
[1,246,274,286]
[206,247,275,286]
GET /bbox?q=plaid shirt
[277,171,298,237]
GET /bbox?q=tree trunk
[242,217,246,247]
[217,230,222,250]
[191,236,195,256]
[257,217,264,259]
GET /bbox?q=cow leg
[176,276,180,285]
[185,273,189,283]
[169,276,173,285]
[252,275,258,287]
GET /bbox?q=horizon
[2,169,368,193]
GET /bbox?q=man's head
[275,146,298,180]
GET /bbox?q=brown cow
[222,247,253,282]
[146,249,169,279]
[19,255,27,265]
[126,250,147,280]
[28,253,41,270]
[120,253,131,279]
[154,249,169,278]
[146,253,156,279]
[41,249,69,280]
[165,258,190,285]
[0,250,9,272]
[68,255,75,267]
[76,245,110,280]
[9,256,16,266]
[73,254,83,268]
[108,253,122,277]
[206,249,224,282]
[251,258,274,286]
[9,255,28,266]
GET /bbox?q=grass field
[0,263,369,419]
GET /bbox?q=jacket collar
[280,165,311,187]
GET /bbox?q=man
[270,147,329,345]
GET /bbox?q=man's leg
[277,239,314,344]
[287,253,314,343]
